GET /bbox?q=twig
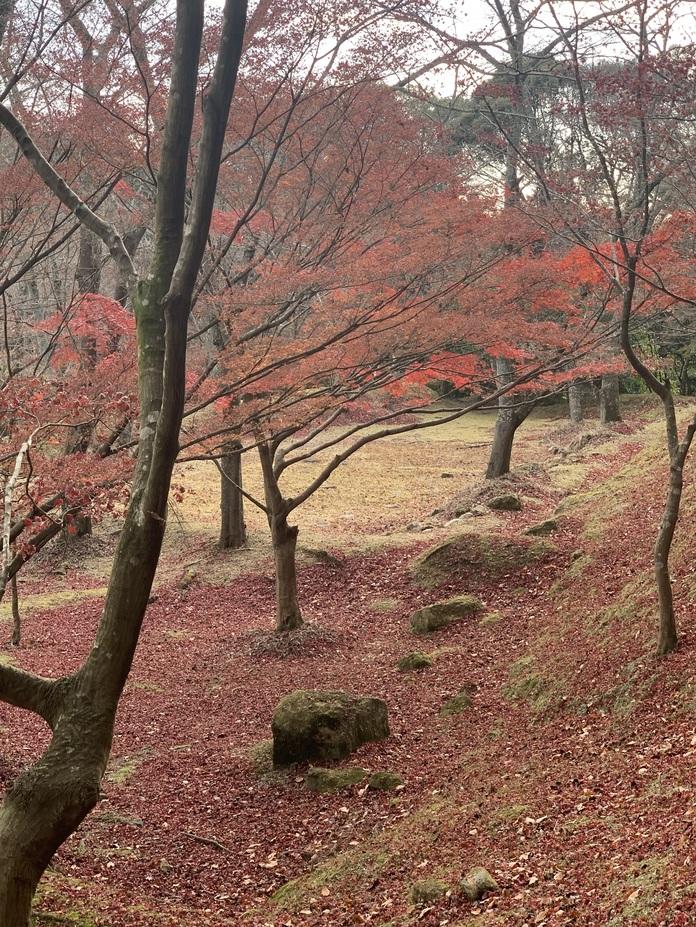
[183,831,229,852]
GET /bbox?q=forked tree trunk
[272,517,302,632]
[568,381,584,424]
[219,441,246,549]
[599,373,622,424]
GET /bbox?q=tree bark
[568,381,585,424]
[617,258,695,656]
[219,441,246,549]
[599,373,622,424]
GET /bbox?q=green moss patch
[503,656,560,713]
[440,687,475,717]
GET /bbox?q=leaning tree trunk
[486,359,535,479]
[599,373,622,424]
[219,441,246,549]
[568,381,585,424]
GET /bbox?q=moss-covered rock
[488,493,522,512]
[408,879,449,905]
[411,532,551,587]
[272,690,389,767]
[368,771,404,791]
[440,686,475,716]
[525,518,558,536]
[305,766,367,793]
[411,594,482,633]
[397,650,434,671]
[460,866,498,901]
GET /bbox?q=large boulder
[410,594,482,633]
[272,690,389,767]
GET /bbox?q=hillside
[1,403,695,927]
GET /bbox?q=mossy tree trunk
[220,441,246,549]
[0,3,248,922]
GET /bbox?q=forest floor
[3,398,696,927]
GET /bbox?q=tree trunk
[599,373,622,424]
[219,441,246,549]
[0,3,249,916]
[568,381,584,424]
[652,407,695,656]
[485,358,535,479]
[654,456,682,655]
[257,440,303,632]
[10,573,19,647]
[272,517,302,632]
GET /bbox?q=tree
[504,0,696,653]
[0,1,248,921]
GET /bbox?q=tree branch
[0,104,134,284]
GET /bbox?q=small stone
[408,879,449,905]
[411,594,483,633]
[304,766,367,793]
[488,493,522,512]
[397,651,434,671]
[461,866,499,902]
[440,686,475,716]
[525,518,558,537]
[368,771,404,791]
[179,565,198,589]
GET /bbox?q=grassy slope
[4,398,696,925]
